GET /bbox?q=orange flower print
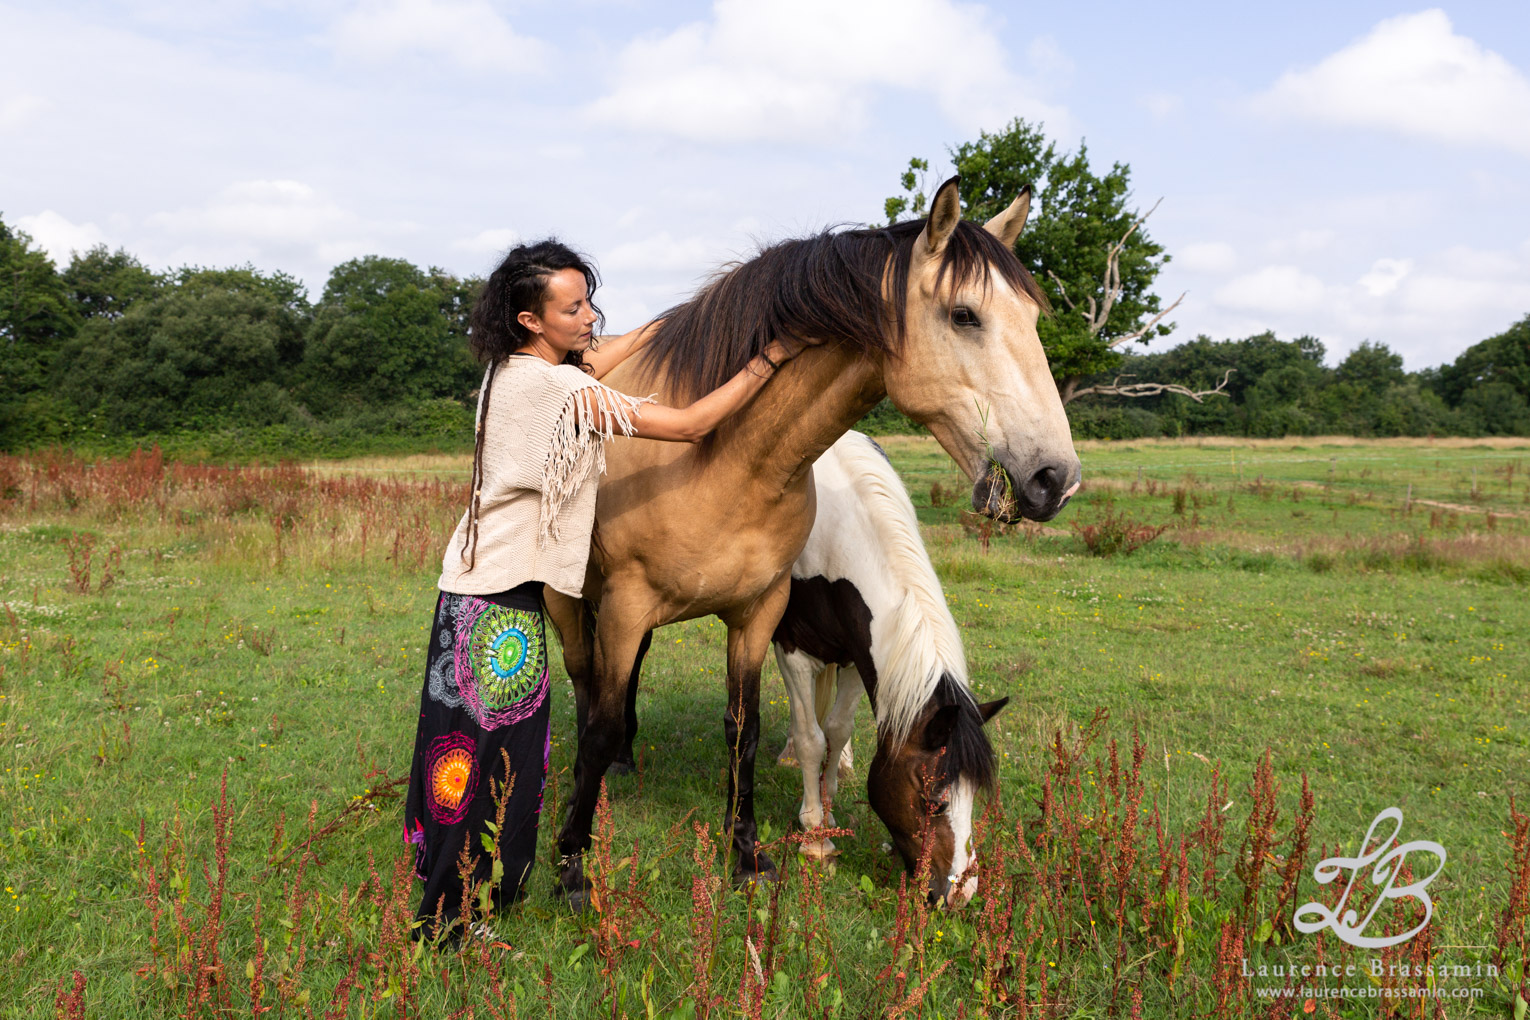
[425,733,478,824]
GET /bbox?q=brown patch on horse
[868,678,1006,893]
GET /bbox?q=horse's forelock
[935,674,999,794]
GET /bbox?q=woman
[404,239,799,938]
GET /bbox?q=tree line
[1,222,482,456]
[1062,324,1530,439]
[4,118,1528,457]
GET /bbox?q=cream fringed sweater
[437,356,652,598]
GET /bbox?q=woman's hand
[761,337,808,369]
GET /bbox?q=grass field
[1,437,1527,1018]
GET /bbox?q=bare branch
[1068,368,1235,404]
[1046,270,1078,313]
[1071,196,1166,339]
[1109,290,1186,349]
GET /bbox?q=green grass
[1,437,1528,1017]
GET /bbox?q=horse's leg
[820,664,862,828]
[722,576,790,884]
[775,646,832,858]
[811,662,854,778]
[609,629,652,776]
[543,589,593,735]
[555,599,649,910]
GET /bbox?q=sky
[3,0,1529,370]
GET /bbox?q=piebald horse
[773,430,1000,904]
[544,177,1079,909]
[611,430,1002,906]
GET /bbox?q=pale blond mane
[833,433,970,749]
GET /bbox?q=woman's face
[519,267,598,354]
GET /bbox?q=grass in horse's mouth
[981,457,1018,519]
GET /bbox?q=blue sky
[3,1,1528,369]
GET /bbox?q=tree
[1334,340,1405,393]
[885,119,1210,404]
[1459,381,1530,436]
[299,256,478,409]
[0,216,77,447]
[59,272,307,434]
[61,244,162,320]
[172,264,309,311]
[1433,313,1530,407]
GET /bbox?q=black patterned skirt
[404,582,551,935]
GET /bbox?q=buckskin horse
[544,177,1079,909]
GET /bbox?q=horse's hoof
[731,855,779,890]
[562,885,591,914]
[606,757,636,777]
[731,869,780,891]
[798,839,838,862]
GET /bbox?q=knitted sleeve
[539,377,654,545]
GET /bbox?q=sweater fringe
[539,382,653,546]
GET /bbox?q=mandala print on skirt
[452,598,548,730]
[424,732,479,825]
[426,594,466,710]
[406,586,552,934]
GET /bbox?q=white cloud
[1214,265,1327,314]
[1357,257,1412,297]
[1138,92,1182,119]
[14,210,107,265]
[1179,238,1530,368]
[1025,35,1073,83]
[453,228,520,255]
[1266,228,1336,257]
[330,0,547,72]
[1252,9,1530,157]
[145,179,415,271]
[1177,241,1237,274]
[602,232,726,275]
[0,92,49,131]
[586,0,1068,143]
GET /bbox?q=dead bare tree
[1068,369,1235,403]
[1047,198,1198,405]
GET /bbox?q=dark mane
[936,674,998,794]
[634,217,1050,402]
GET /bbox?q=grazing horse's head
[867,676,1006,908]
[881,177,1080,522]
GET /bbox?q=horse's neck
[710,344,885,499]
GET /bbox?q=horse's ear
[917,175,963,258]
[922,704,960,751]
[976,697,1009,725]
[983,186,1031,249]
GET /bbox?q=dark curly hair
[468,239,605,366]
[461,239,606,570]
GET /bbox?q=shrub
[1071,502,1168,557]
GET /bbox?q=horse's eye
[950,306,980,328]
[926,789,951,815]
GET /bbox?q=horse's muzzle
[972,455,1081,523]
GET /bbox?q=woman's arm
[583,319,664,380]
[625,339,805,443]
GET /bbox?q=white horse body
[773,431,978,901]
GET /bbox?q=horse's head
[882,177,1080,522]
[867,678,1006,908]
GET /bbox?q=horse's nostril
[1025,465,1060,505]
